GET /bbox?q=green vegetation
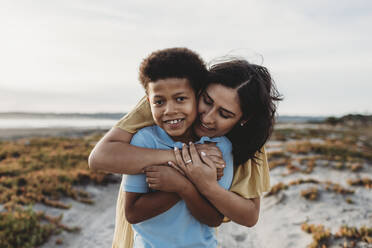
[0,135,116,247]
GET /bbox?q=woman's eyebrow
[220,108,236,117]
[205,91,236,117]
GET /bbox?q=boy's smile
[147,78,197,142]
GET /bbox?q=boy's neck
[171,128,198,143]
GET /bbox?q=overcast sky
[0,0,371,116]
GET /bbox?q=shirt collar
[153,126,222,149]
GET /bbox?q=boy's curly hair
[139,47,207,93]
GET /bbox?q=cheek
[219,120,237,134]
[150,108,162,123]
[197,100,206,115]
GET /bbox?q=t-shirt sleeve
[115,96,155,134]
[122,129,155,193]
[229,146,270,199]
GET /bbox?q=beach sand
[1,127,371,248]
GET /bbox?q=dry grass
[0,135,118,247]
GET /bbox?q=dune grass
[0,134,118,247]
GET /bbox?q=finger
[143,166,160,173]
[148,183,159,190]
[188,142,202,164]
[200,151,217,169]
[168,161,185,176]
[174,147,187,172]
[182,143,192,165]
[149,183,160,190]
[145,171,160,178]
[208,155,225,168]
[217,169,224,180]
[146,177,158,184]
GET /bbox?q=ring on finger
[185,159,192,165]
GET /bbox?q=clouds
[0,0,371,115]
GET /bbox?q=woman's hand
[194,143,225,180]
[144,165,190,193]
[170,143,220,191]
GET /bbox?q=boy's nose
[164,104,177,115]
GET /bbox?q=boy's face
[147,78,197,141]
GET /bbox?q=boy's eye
[176,97,186,102]
[154,100,164,105]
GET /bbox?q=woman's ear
[240,115,253,126]
[240,120,248,126]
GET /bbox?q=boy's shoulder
[131,125,159,148]
[135,125,157,135]
[132,125,174,148]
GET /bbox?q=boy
[123,48,234,247]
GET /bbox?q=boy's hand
[144,165,190,193]
[194,143,225,180]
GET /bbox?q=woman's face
[193,83,243,138]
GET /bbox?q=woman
[89,58,281,248]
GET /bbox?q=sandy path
[38,183,120,248]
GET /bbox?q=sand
[2,127,371,248]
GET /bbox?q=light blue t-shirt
[123,125,233,248]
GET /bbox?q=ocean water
[0,118,117,129]
[0,113,324,129]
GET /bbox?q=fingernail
[174,147,178,151]
[189,141,193,145]
[201,151,206,156]
[222,164,225,168]
[182,143,186,147]
[168,161,172,166]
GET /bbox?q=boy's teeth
[168,119,182,124]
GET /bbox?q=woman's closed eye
[219,111,230,119]
[203,94,213,105]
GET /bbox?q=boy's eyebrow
[152,92,188,98]
[205,91,236,117]
[173,92,188,96]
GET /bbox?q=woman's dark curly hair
[139,47,207,93]
[207,59,282,165]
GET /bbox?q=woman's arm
[179,143,260,227]
[144,165,223,227]
[199,183,260,227]
[88,127,175,174]
[88,127,226,177]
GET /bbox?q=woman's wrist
[177,179,195,198]
[158,149,177,164]
[197,180,220,197]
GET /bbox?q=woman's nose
[201,109,215,125]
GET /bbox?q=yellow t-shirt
[112,97,270,248]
